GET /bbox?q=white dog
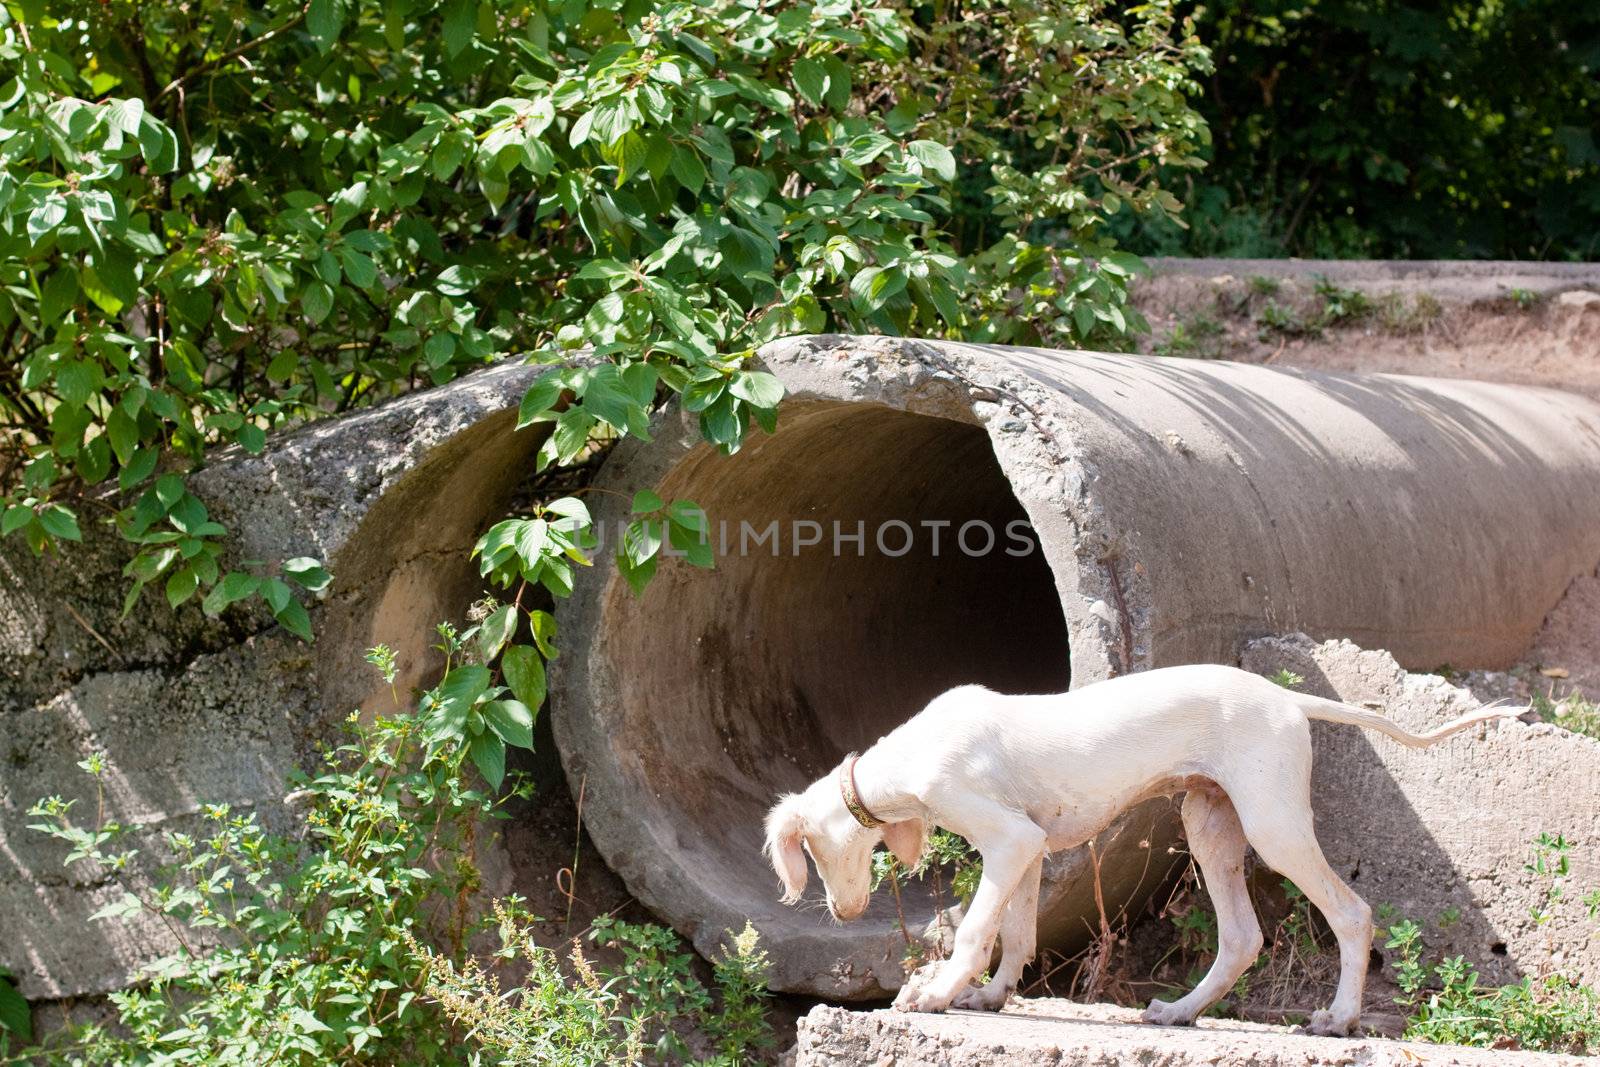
[763,663,1520,1035]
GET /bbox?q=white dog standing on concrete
[764,663,1520,1035]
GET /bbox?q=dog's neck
[850,743,923,824]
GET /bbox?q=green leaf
[36,505,81,542]
[301,281,335,324]
[468,732,506,789]
[501,645,547,710]
[517,370,568,427]
[442,0,476,56]
[619,553,657,596]
[283,557,332,592]
[137,115,179,173]
[165,565,199,608]
[2,506,32,536]
[201,571,260,616]
[631,489,663,514]
[483,698,535,749]
[27,200,67,244]
[0,971,32,1042]
[274,598,313,642]
[728,371,783,409]
[307,0,345,53]
[528,610,558,659]
[792,58,828,106]
[478,603,517,661]
[435,664,492,718]
[908,140,957,182]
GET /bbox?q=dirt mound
[1132,261,1600,401]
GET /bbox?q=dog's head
[763,777,926,922]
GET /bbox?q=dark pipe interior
[595,402,1072,923]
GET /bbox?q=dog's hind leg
[953,853,1043,1012]
[1229,788,1373,1036]
[1143,787,1262,1026]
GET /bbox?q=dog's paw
[952,983,1010,1012]
[1300,1009,1357,1037]
[1140,998,1195,1027]
[893,982,957,1014]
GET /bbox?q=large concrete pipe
[550,335,1600,998]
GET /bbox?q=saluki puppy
[764,663,1520,1035]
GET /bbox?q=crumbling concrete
[1242,634,1600,988]
[551,334,1600,997]
[0,363,545,999]
[794,1000,1589,1066]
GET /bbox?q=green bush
[14,641,771,1065]
[1,0,1209,617]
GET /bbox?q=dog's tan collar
[838,752,884,828]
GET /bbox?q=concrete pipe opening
[553,335,1600,999]
[582,401,1071,986]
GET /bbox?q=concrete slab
[794,1000,1588,1066]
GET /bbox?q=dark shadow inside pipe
[595,401,1071,934]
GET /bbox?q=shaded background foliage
[1116,0,1600,259]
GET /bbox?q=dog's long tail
[1297,694,1527,748]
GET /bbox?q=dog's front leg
[894,804,1046,1014]
[952,852,1043,1012]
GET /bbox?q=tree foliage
[1118,0,1600,259]
[0,0,1208,810]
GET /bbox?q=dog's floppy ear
[764,795,809,903]
[881,817,927,870]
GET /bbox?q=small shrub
[1383,834,1600,1054]
[1255,300,1308,339]
[1155,315,1225,359]
[418,906,772,1066]
[1387,922,1600,1054]
[1377,292,1443,333]
[1268,669,1305,690]
[1311,277,1373,327]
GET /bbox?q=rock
[794,1000,1587,1066]
[1241,634,1600,987]
[1555,290,1600,307]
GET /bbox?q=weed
[1155,315,1225,359]
[1532,690,1600,741]
[1386,921,1600,1054]
[1382,834,1600,1054]
[1248,275,1281,296]
[15,643,775,1065]
[1268,669,1305,690]
[1376,292,1443,333]
[1311,276,1372,327]
[1509,287,1542,310]
[1255,300,1307,338]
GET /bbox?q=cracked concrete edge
[793,1000,1591,1066]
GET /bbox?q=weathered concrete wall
[1242,634,1600,988]
[550,334,1600,998]
[0,364,544,999]
[794,1001,1589,1066]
